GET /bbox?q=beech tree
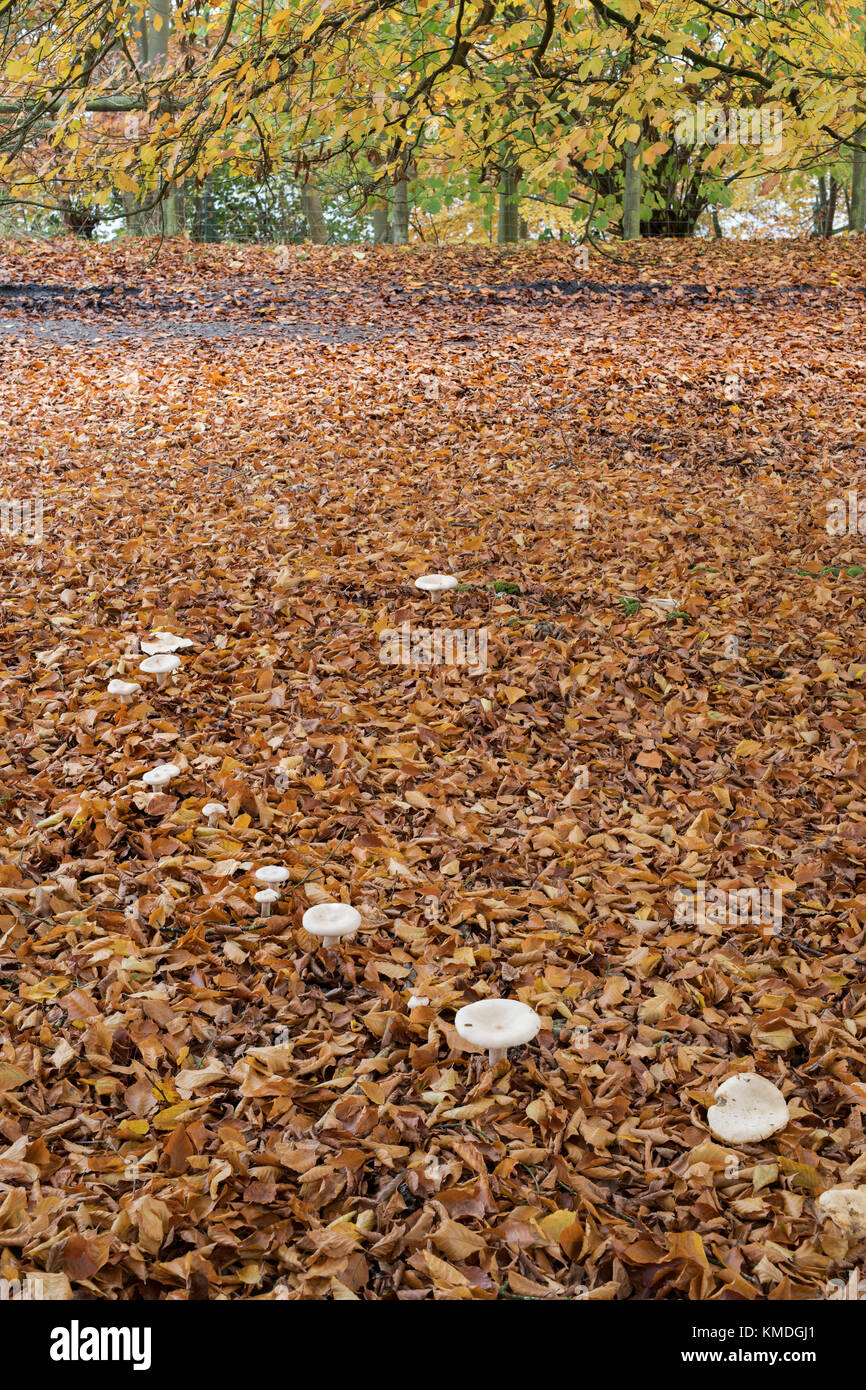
[1,0,864,239]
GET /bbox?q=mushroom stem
[207,811,218,827]
[488,1046,508,1066]
[156,671,169,689]
[261,901,272,919]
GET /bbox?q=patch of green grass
[794,564,864,579]
[493,580,522,595]
[618,596,642,616]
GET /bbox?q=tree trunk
[825,174,838,236]
[301,186,328,243]
[150,1,178,235]
[192,177,215,241]
[392,174,410,244]
[623,138,642,240]
[372,199,391,243]
[497,167,519,244]
[851,139,866,232]
[814,175,827,236]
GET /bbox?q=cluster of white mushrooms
[108,585,838,1188]
[411,571,549,1068]
[107,631,193,795]
[139,629,192,688]
[702,1073,866,1231]
[251,865,363,941]
[108,628,193,702]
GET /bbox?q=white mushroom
[254,888,279,919]
[301,903,361,942]
[817,1188,866,1238]
[408,995,430,1009]
[454,997,541,1066]
[706,1073,789,1144]
[140,653,181,688]
[107,679,141,698]
[141,631,193,655]
[414,573,458,601]
[254,865,291,889]
[141,762,181,791]
[202,801,226,827]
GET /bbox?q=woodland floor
[0,236,865,1301]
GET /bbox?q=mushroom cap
[107,679,141,696]
[202,801,226,817]
[302,903,361,940]
[817,1188,866,1237]
[140,653,182,675]
[254,888,279,905]
[408,995,430,1009]
[454,998,541,1051]
[141,631,193,654]
[141,761,181,788]
[706,1073,789,1144]
[254,865,290,887]
[414,572,458,594]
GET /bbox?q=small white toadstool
[301,903,361,941]
[817,1188,866,1238]
[254,888,279,919]
[141,631,193,655]
[107,679,141,699]
[706,1072,789,1144]
[141,761,181,791]
[408,994,430,1009]
[414,573,458,601]
[140,653,181,688]
[202,801,226,827]
[454,997,541,1066]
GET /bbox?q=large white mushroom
[254,865,291,889]
[140,653,181,688]
[141,762,181,791]
[706,1073,789,1144]
[414,573,458,601]
[301,903,361,942]
[454,997,541,1067]
[141,631,193,655]
[817,1188,866,1238]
